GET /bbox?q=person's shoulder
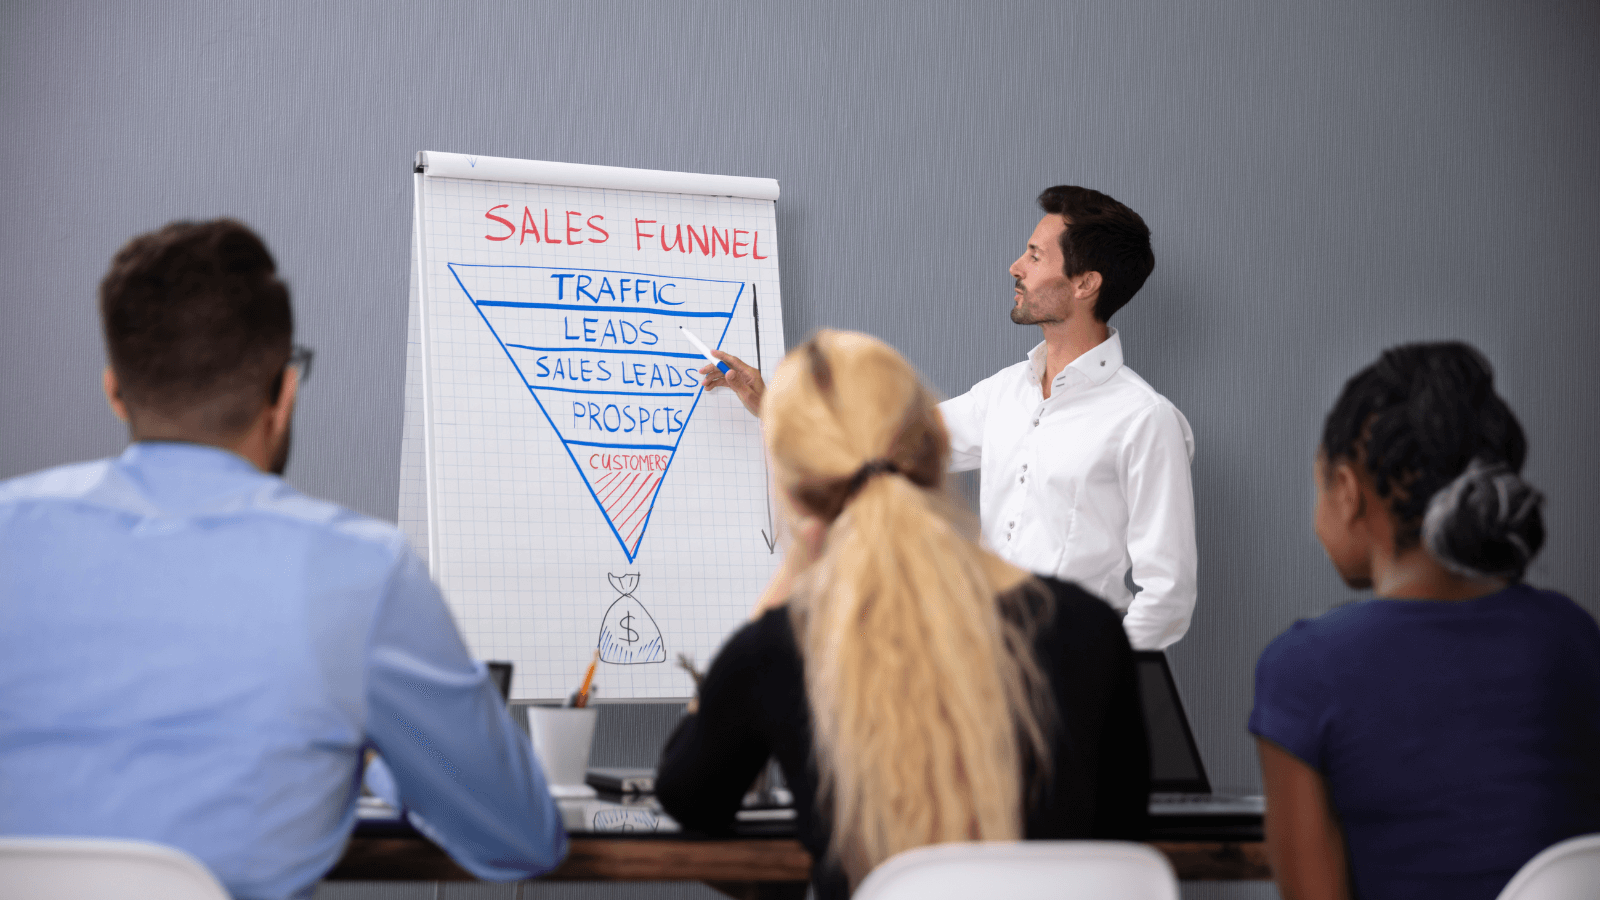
[964,355,1036,395]
[1251,605,1362,766]
[1106,366,1194,449]
[1108,367,1191,424]
[717,607,800,671]
[1023,576,1127,647]
[1107,364,1176,407]
[251,480,414,562]
[1257,601,1380,675]
[1514,583,1595,619]
[0,458,116,507]
[1510,583,1600,644]
[1033,576,1120,625]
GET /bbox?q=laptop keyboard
[1149,793,1265,815]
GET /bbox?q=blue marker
[679,326,731,375]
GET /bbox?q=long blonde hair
[762,330,1052,886]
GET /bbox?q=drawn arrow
[753,284,778,554]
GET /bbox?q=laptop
[486,661,513,702]
[1136,651,1264,838]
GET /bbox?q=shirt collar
[119,441,263,475]
[1026,327,1125,391]
[113,441,279,514]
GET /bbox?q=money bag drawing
[592,807,661,832]
[597,573,665,665]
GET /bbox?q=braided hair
[1320,342,1545,580]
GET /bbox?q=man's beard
[1010,302,1044,325]
[1009,282,1064,326]
[268,422,293,476]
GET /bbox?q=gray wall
[4,2,1597,898]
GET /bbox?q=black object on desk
[1137,651,1265,841]
[486,661,513,702]
[587,767,655,794]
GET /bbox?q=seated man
[0,220,566,899]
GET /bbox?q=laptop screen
[487,661,513,703]
[1134,652,1211,794]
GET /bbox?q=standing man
[703,187,1196,650]
[0,220,567,898]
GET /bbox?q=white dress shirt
[939,329,1197,649]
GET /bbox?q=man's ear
[1074,269,1102,296]
[268,366,299,437]
[1070,269,1103,310]
[103,367,130,423]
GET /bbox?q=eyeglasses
[289,344,315,385]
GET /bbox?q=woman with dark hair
[1251,342,1600,900]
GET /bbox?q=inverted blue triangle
[448,263,744,562]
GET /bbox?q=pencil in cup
[569,649,599,708]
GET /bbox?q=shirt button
[1032,419,1040,427]
[1019,476,1026,484]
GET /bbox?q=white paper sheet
[401,154,786,700]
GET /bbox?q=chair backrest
[853,841,1180,900]
[1496,833,1600,900]
[0,837,230,900]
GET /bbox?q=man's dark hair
[1036,186,1155,322]
[1320,342,1543,577]
[100,219,293,438]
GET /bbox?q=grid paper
[400,167,786,700]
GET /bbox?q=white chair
[853,840,1180,900]
[0,837,229,900]
[1496,833,1600,900]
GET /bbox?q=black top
[656,577,1149,899]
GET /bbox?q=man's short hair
[100,219,293,437]
[1036,186,1155,323]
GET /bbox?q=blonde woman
[655,330,1149,897]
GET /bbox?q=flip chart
[399,152,786,699]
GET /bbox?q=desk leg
[703,881,808,900]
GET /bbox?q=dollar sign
[620,611,639,643]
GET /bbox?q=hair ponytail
[1422,458,1545,580]
[763,331,1052,887]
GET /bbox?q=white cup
[527,706,599,797]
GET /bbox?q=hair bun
[1422,458,1545,580]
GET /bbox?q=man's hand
[699,351,765,418]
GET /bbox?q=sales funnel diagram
[449,263,744,562]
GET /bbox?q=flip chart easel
[399,151,786,700]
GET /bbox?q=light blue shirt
[0,443,567,899]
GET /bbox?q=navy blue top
[1250,583,1600,900]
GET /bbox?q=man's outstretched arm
[365,551,567,880]
[702,348,987,474]
[698,351,765,417]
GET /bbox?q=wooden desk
[328,833,1271,889]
